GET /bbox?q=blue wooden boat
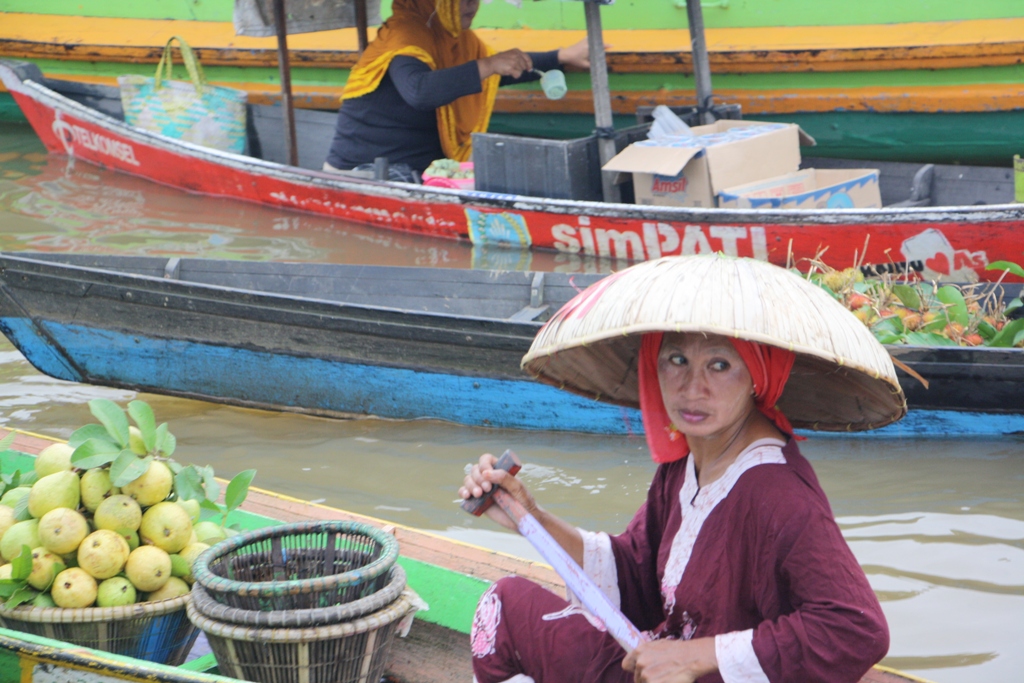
[0,252,1021,437]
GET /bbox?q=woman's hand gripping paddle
[461,450,645,652]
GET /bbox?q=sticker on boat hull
[899,228,988,282]
[51,113,140,167]
[465,209,531,247]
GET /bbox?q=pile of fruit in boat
[0,399,255,609]
[805,259,1024,348]
[424,158,474,179]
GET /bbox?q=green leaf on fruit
[891,284,921,311]
[874,331,905,345]
[0,580,19,598]
[989,318,1024,348]
[5,585,38,609]
[175,466,206,503]
[12,492,30,521]
[225,469,257,512]
[200,499,223,514]
[155,423,176,457]
[110,452,152,488]
[978,321,998,341]
[921,311,950,333]
[69,424,118,450]
[71,438,121,470]
[128,400,157,452]
[905,331,958,347]
[872,316,905,335]
[936,286,969,326]
[985,260,1024,279]
[88,399,130,448]
[199,465,220,503]
[0,432,15,453]
[12,545,32,580]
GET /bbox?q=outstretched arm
[388,55,483,110]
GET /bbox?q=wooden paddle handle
[461,449,522,516]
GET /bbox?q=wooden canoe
[1,252,1021,438]
[1,59,1023,286]
[0,427,937,683]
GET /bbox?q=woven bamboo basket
[190,564,407,628]
[193,521,399,612]
[186,589,420,683]
[0,593,199,665]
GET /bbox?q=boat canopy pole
[272,0,300,166]
[584,0,620,203]
[684,0,714,124]
[355,0,369,52]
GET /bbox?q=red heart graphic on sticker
[925,252,950,274]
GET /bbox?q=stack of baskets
[0,593,199,664]
[186,520,420,683]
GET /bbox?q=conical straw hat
[522,255,906,432]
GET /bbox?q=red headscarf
[638,332,801,464]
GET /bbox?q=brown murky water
[1,123,1023,683]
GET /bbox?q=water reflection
[0,123,626,273]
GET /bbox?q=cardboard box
[718,168,881,209]
[601,120,812,208]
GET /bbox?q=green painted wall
[22,57,1024,93]
[1,0,1022,29]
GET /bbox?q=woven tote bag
[118,36,247,154]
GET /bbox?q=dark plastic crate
[471,124,650,201]
[634,103,742,127]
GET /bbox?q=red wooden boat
[2,58,1022,283]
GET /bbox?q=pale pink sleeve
[577,528,621,608]
[716,630,770,683]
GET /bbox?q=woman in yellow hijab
[324,0,591,177]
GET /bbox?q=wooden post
[584,1,620,204]
[684,0,714,124]
[272,0,299,167]
[355,0,369,53]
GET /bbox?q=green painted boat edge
[1,0,1021,30]
[0,628,240,683]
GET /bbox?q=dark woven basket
[192,520,399,611]
[191,564,406,628]
[186,589,419,683]
[0,594,199,665]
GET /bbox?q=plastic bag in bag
[647,105,693,143]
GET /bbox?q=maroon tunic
[470,440,888,683]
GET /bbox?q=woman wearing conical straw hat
[460,255,904,683]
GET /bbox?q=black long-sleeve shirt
[326,50,560,173]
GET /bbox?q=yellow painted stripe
[2,13,1024,72]
[6,72,1022,115]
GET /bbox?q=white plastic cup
[536,69,567,100]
